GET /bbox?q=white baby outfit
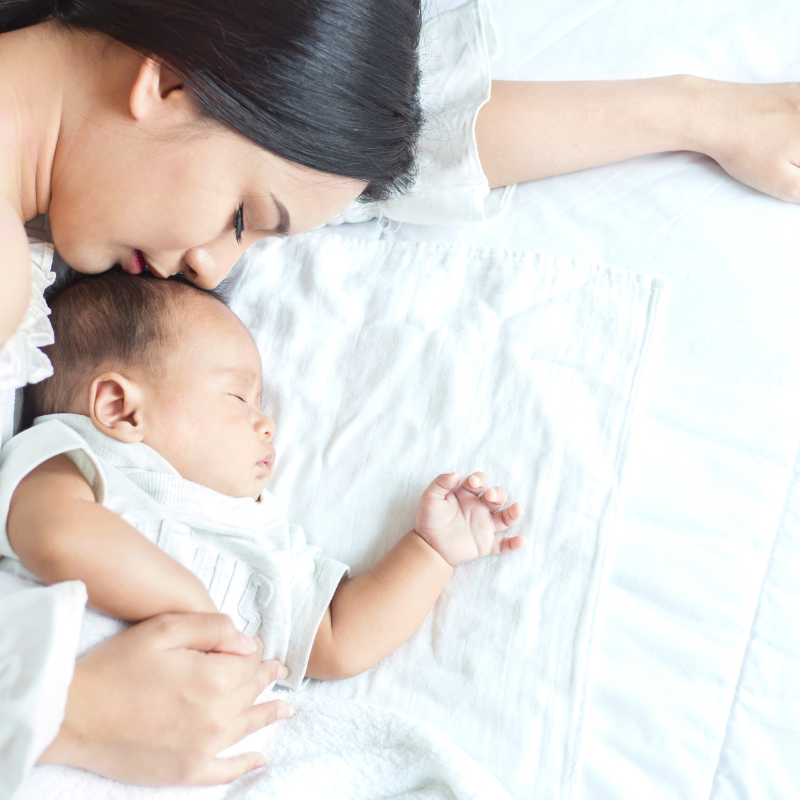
[0,413,348,690]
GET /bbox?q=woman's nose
[182,241,242,289]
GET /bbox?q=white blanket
[229,235,662,798]
[14,234,661,798]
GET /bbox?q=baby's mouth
[257,453,275,473]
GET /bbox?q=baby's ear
[89,372,146,443]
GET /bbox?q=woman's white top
[0,0,508,794]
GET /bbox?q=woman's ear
[129,57,189,123]
[89,372,146,443]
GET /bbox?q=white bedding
[375,2,799,798]
[5,1,800,798]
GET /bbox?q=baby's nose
[257,412,276,439]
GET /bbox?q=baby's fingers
[492,501,524,533]
[482,485,508,511]
[491,535,527,556]
[462,472,487,497]
[424,471,462,498]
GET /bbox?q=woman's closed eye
[234,203,245,245]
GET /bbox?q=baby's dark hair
[23,268,226,428]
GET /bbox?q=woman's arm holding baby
[8,455,216,620]
[478,77,800,202]
[307,471,524,680]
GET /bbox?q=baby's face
[141,301,276,500]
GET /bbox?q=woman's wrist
[670,74,731,157]
[37,659,94,770]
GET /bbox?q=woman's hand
[39,613,292,786]
[414,472,525,567]
[692,79,800,203]
[477,76,800,204]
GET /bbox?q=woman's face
[48,50,367,289]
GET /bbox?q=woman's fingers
[195,751,270,786]
[223,661,288,719]
[147,612,260,656]
[217,698,296,752]
[192,647,286,701]
[257,658,288,688]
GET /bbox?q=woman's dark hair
[0,0,422,201]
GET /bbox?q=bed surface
[5,2,798,798]
[339,1,800,796]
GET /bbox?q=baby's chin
[189,473,269,502]
[242,473,272,502]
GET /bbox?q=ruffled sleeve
[0,240,56,447]
[328,0,515,228]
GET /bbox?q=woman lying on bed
[2,0,800,793]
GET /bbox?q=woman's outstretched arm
[477,76,800,202]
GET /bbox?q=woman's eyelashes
[234,203,245,244]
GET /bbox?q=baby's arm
[477,78,800,203]
[8,455,216,621]
[306,471,524,680]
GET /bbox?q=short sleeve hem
[281,529,349,690]
[0,419,107,559]
[328,0,515,228]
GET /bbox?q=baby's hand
[414,472,525,567]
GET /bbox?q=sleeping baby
[0,270,525,690]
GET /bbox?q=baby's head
[25,270,276,500]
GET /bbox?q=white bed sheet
[4,2,798,797]
[335,1,800,797]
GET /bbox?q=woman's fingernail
[278,703,297,720]
[240,633,258,653]
[277,664,289,680]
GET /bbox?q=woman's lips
[123,250,147,275]
[121,251,168,279]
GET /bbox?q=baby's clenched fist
[414,471,525,567]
